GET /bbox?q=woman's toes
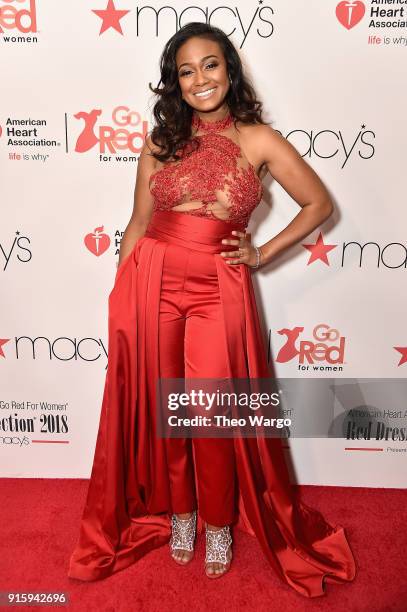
[172,549,192,564]
[206,561,227,575]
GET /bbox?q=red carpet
[1,479,406,611]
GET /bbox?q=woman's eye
[179,63,219,77]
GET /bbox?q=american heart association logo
[84,225,111,256]
[336,1,365,30]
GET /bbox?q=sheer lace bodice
[149,111,263,227]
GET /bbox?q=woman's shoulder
[235,119,278,140]
[143,133,163,156]
[235,120,285,168]
[234,120,278,169]
[141,133,168,174]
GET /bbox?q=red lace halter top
[148,110,263,227]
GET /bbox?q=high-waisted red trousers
[146,213,240,526]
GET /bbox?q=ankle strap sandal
[170,511,197,553]
[205,524,233,567]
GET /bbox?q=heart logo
[336,1,365,30]
[84,225,111,256]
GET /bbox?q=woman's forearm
[259,201,333,265]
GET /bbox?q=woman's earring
[228,73,232,83]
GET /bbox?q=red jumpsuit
[146,110,263,525]
[68,111,356,597]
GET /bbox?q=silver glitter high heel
[205,524,233,578]
[169,511,197,565]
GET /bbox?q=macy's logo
[0,336,108,368]
[0,0,37,33]
[303,233,407,269]
[74,106,148,154]
[275,324,346,367]
[91,0,275,48]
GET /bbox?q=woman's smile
[194,87,217,99]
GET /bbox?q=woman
[68,22,356,597]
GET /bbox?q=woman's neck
[191,108,233,133]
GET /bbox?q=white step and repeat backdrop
[1,1,406,486]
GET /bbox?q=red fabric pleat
[68,210,356,597]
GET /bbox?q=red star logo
[394,346,407,366]
[303,232,337,265]
[92,0,130,35]
[0,338,10,358]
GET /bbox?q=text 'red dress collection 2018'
[68,110,356,598]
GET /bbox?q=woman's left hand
[220,230,263,267]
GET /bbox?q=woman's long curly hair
[148,22,268,163]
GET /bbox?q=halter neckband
[191,110,233,133]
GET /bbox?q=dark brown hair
[148,22,268,163]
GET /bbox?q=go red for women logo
[0,0,37,33]
[276,324,346,370]
[74,106,148,155]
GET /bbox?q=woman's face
[175,37,230,113]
